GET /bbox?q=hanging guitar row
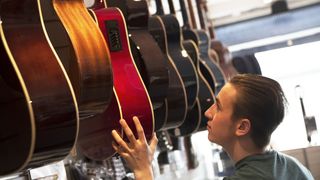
[0,0,238,177]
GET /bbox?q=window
[255,41,320,150]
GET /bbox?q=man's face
[205,83,238,147]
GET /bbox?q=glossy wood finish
[0,0,78,175]
[77,91,121,160]
[211,40,239,80]
[105,0,169,132]
[170,39,202,136]
[162,0,199,109]
[179,0,218,94]
[191,0,228,93]
[169,40,214,136]
[197,30,226,93]
[184,29,218,93]
[183,40,215,132]
[159,15,199,109]
[184,0,227,94]
[148,16,188,130]
[52,0,113,119]
[92,7,154,141]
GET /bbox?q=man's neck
[226,140,266,163]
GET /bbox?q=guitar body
[159,15,199,109]
[92,7,154,143]
[77,91,122,160]
[183,29,218,94]
[211,40,239,79]
[148,16,188,130]
[169,40,214,136]
[184,40,215,132]
[104,0,169,132]
[197,30,226,94]
[42,0,114,119]
[0,0,78,175]
[128,31,169,131]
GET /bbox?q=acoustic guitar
[169,40,202,136]
[148,15,188,130]
[0,0,78,175]
[186,0,227,94]
[183,40,215,132]
[83,7,154,160]
[171,0,216,134]
[40,0,113,119]
[162,0,202,136]
[211,40,239,79]
[40,0,118,161]
[195,0,238,81]
[156,10,199,110]
[105,0,169,132]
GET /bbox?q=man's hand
[112,116,158,180]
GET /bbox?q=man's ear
[235,119,251,136]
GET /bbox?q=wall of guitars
[0,0,261,179]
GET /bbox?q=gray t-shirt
[224,150,314,180]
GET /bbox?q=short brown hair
[229,74,287,148]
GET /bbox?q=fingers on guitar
[133,116,146,142]
[119,119,137,144]
[111,130,130,152]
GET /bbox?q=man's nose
[204,107,213,120]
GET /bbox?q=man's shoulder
[225,150,314,180]
[223,166,270,180]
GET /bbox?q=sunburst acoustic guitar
[40,0,113,119]
[39,0,117,161]
[0,0,78,176]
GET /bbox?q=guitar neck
[184,136,199,169]
[155,0,165,15]
[167,0,176,15]
[186,0,197,29]
[195,0,207,30]
[202,1,215,39]
[179,0,191,29]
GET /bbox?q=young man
[111,74,314,180]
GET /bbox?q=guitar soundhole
[105,20,122,52]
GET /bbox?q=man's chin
[207,134,215,143]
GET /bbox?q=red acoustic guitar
[0,0,78,176]
[78,7,154,160]
[97,0,170,132]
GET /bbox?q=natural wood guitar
[40,0,113,119]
